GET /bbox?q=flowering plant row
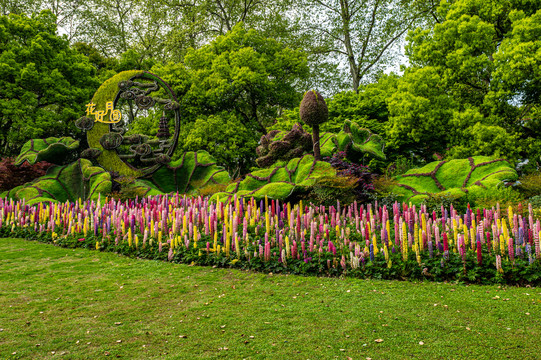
[1,195,540,284]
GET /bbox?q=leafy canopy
[0,11,99,156]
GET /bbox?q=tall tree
[0,11,99,156]
[386,0,541,165]
[298,0,438,92]
[153,24,309,174]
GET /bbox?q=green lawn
[0,238,539,359]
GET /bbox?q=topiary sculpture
[256,123,313,167]
[299,90,328,161]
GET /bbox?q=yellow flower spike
[128,228,132,247]
[470,227,475,250]
[372,235,379,255]
[287,203,291,222]
[499,234,505,256]
[414,223,419,247]
[83,218,88,238]
[299,201,303,217]
[265,211,270,234]
[96,241,100,250]
[158,230,163,245]
[401,221,407,247]
[384,243,389,262]
[265,195,269,213]
[285,236,290,257]
[235,235,240,258]
[194,226,198,243]
[217,244,221,255]
[463,224,469,247]
[135,235,139,249]
[421,213,426,233]
[182,215,187,235]
[386,220,391,242]
[150,219,155,237]
[225,232,230,257]
[213,231,218,251]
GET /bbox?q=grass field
[1,238,540,359]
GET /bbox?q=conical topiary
[299,90,328,160]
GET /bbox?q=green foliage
[388,0,541,164]
[302,175,358,206]
[14,137,80,166]
[472,186,524,210]
[134,151,230,196]
[392,156,518,205]
[3,159,111,204]
[211,154,336,201]
[154,24,309,135]
[326,75,399,134]
[176,112,258,178]
[517,172,541,198]
[150,24,309,173]
[0,11,99,157]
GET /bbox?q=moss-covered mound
[210,154,336,201]
[15,137,80,166]
[1,159,111,205]
[133,151,230,196]
[392,156,518,203]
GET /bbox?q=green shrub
[302,175,357,206]
[517,172,541,198]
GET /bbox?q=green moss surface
[87,70,144,178]
[210,154,337,202]
[392,156,518,203]
[3,159,112,204]
[133,151,230,196]
[15,137,80,166]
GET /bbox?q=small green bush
[302,176,357,206]
[517,172,541,198]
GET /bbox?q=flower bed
[1,195,540,285]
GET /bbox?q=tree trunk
[312,124,321,160]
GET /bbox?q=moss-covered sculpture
[210,154,336,201]
[132,151,230,196]
[300,90,328,160]
[14,137,80,166]
[85,70,181,177]
[0,73,223,204]
[256,123,313,167]
[1,159,111,205]
[391,156,518,203]
[257,120,385,169]
[320,120,385,160]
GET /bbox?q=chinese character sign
[86,101,122,124]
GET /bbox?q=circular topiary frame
[86,71,181,177]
